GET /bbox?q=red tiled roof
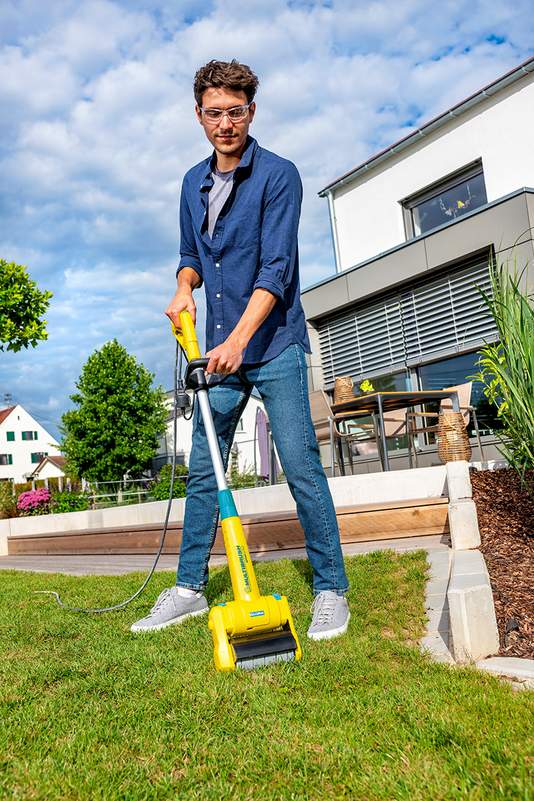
[47,455,66,469]
[0,406,16,425]
[31,454,67,475]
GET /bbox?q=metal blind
[318,259,497,387]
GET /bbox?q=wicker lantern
[437,412,472,462]
[333,376,355,405]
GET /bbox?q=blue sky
[1,0,533,439]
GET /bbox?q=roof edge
[303,186,534,298]
[319,55,534,197]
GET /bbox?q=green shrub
[14,481,32,495]
[228,464,265,490]
[150,464,188,500]
[0,481,17,519]
[51,491,90,513]
[473,254,534,477]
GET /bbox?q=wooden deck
[7,497,449,556]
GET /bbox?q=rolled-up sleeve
[176,180,203,285]
[253,162,302,301]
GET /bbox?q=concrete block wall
[445,461,499,663]
[445,461,480,549]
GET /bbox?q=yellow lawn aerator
[172,311,302,672]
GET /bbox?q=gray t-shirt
[208,167,235,238]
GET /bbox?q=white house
[29,455,68,487]
[323,56,534,271]
[155,390,271,476]
[0,404,62,484]
[302,56,534,473]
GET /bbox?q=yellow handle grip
[171,311,201,361]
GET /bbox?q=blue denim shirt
[177,136,310,364]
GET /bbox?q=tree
[0,260,53,352]
[61,340,167,482]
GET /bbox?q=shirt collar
[201,135,257,188]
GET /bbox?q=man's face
[195,87,255,160]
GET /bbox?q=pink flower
[17,488,51,514]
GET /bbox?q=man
[131,60,349,640]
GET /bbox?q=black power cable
[35,340,188,614]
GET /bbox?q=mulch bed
[471,468,534,659]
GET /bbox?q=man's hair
[193,59,259,106]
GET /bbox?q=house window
[236,418,244,432]
[6,432,15,442]
[22,431,38,441]
[402,161,487,238]
[417,352,502,437]
[318,253,497,387]
[31,452,48,464]
[0,454,13,465]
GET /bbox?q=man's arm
[165,267,202,327]
[206,288,277,374]
[166,181,203,327]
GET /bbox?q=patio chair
[308,389,377,475]
[346,409,412,469]
[406,382,485,465]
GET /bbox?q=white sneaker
[130,587,208,632]
[307,591,350,641]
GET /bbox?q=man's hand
[165,289,196,328]
[206,335,246,375]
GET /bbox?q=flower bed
[471,468,534,659]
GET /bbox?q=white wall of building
[32,460,66,481]
[0,405,62,484]
[330,73,534,270]
[162,392,268,475]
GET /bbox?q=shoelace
[310,593,338,625]
[147,588,172,618]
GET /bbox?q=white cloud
[1,0,533,437]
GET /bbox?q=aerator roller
[172,311,302,671]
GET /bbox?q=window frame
[6,431,15,442]
[0,454,13,466]
[401,159,486,239]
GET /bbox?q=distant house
[0,404,62,484]
[153,389,269,476]
[29,455,68,489]
[302,56,534,471]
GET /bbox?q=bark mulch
[471,468,534,659]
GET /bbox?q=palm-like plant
[473,253,534,478]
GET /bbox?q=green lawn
[1,552,532,801]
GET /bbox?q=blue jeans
[176,343,349,595]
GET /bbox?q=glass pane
[356,371,410,393]
[6,431,15,441]
[418,351,502,438]
[412,172,487,236]
[349,371,411,454]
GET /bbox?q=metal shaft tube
[196,389,228,492]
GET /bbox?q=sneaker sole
[130,606,208,633]
[307,611,351,641]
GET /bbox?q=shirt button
[216,324,221,329]
[216,293,221,298]
[215,262,220,267]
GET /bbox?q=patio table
[331,390,460,472]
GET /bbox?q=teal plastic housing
[218,489,238,521]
